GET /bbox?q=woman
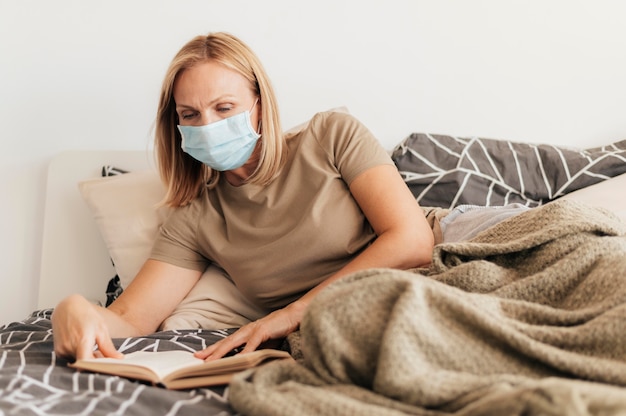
[52,32,434,361]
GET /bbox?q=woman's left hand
[194,300,307,360]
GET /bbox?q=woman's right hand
[51,260,203,361]
[51,294,123,361]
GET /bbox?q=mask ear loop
[250,98,261,135]
[249,98,259,112]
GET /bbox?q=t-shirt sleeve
[310,112,394,185]
[149,200,209,272]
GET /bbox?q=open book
[69,349,292,389]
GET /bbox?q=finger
[54,343,72,360]
[194,339,229,360]
[239,332,264,354]
[202,339,243,360]
[95,333,123,359]
[213,325,269,358]
[193,336,228,359]
[198,329,251,361]
[75,340,96,361]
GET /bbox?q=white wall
[1,0,625,323]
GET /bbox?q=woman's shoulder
[285,109,357,139]
[308,109,357,128]
[162,189,208,225]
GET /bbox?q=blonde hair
[155,32,286,207]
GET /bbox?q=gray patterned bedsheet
[0,309,239,415]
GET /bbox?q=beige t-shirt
[150,111,394,309]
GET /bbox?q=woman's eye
[217,106,233,113]
[181,112,196,120]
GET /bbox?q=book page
[72,350,203,381]
[165,349,292,382]
[70,349,293,388]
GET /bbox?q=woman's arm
[195,164,434,360]
[52,259,203,360]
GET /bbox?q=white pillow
[78,170,170,290]
[560,172,626,222]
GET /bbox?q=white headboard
[38,150,155,309]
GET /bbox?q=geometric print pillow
[391,133,626,209]
[98,165,140,306]
[101,165,128,306]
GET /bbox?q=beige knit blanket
[229,200,626,416]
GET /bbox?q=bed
[1,128,626,415]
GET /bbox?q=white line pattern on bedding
[392,134,626,208]
[0,309,243,415]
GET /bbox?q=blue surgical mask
[177,100,260,171]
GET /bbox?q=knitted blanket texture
[229,200,626,416]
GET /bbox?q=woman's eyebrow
[176,94,237,110]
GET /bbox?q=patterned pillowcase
[100,166,125,306]
[391,133,626,209]
[99,165,134,306]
